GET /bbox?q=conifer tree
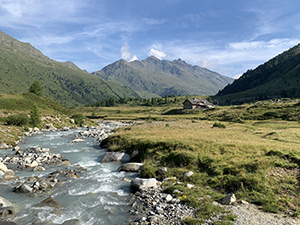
[29,80,43,96]
[30,104,41,127]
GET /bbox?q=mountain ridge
[0,31,138,106]
[93,56,233,98]
[215,43,300,104]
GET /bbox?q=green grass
[102,118,300,221]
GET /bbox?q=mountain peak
[144,55,161,62]
[173,58,187,65]
[94,56,233,97]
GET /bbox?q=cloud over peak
[121,43,138,62]
[148,48,166,60]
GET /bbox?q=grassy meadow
[1,94,300,223]
[94,99,300,223]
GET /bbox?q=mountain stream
[0,124,136,225]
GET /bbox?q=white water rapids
[0,126,137,225]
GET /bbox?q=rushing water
[0,127,137,225]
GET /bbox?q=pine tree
[29,80,43,96]
[30,104,41,127]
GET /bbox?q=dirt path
[225,201,300,225]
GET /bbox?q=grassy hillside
[93,56,233,98]
[0,31,138,107]
[215,43,300,104]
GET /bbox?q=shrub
[6,114,29,126]
[71,113,86,126]
[212,122,226,128]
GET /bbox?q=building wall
[183,102,193,109]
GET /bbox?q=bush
[212,122,226,128]
[71,113,86,126]
[6,114,29,126]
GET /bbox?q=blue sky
[1,0,300,78]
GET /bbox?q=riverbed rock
[118,163,143,172]
[0,143,11,149]
[70,139,85,143]
[221,193,236,205]
[130,186,194,224]
[101,152,131,163]
[35,197,62,209]
[0,163,8,173]
[33,166,46,171]
[0,196,15,218]
[14,183,33,193]
[58,160,71,167]
[130,178,158,191]
[61,219,81,225]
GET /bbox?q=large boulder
[35,197,62,209]
[0,196,15,218]
[130,178,158,191]
[101,152,130,163]
[0,163,8,173]
[118,163,143,172]
[221,193,237,205]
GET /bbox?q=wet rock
[33,166,46,171]
[0,221,18,225]
[14,184,33,193]
[130,178,158,191]
[221,193,236,205]
[0,163,8,173]
[101,152,131,163]
[29,161,39,168]
[60,127,70,131]
[35,197,62,209]
[118,163,143,172]
[70,139,84,143]
[61,219,81,225]
[2,147,67,169]
[0,196,15,218]
[58,160,71,167]
[0,143,11,149]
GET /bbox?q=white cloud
[148,48,166,59]
[120,43,138,62]
[129,55,138,62]
[154,38,300,77]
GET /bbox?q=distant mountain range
[92,56,233,98]
[0,31,138,107]
[215,43,300,104]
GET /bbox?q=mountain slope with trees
[215,43,300,104]
[0,31,138,107]
[92,56,233,98]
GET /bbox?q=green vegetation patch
[104,120,300,220]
